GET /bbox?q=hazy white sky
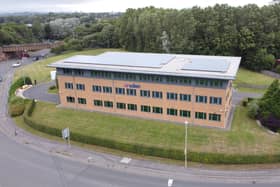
[0,0,271,12]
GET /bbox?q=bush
[27,99,36,117]
[247,100,259,119]
[242,99,248,107]
[9,103,25,117]
[276,65,280,74]
[9,76,32,99]
[49,85,57,90]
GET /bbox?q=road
[0,57,280,186]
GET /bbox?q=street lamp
[184,120,189,168]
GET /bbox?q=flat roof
[49,52,241,80]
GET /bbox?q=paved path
[23,81,59,104]
[1,59,280,186]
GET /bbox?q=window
[180,110,191,117]
[167,108,177,116]
[91,71,111,79]
[210,97,222,105]
[78,98,87,104]
[195,112,207,120]
[65,82,73,89]
[74,69,84,76]
[92,85,102,92]
[104,101,113,108]
[141,105,151,112]
[180,94,191,102]
[117,102,126,109]
[103,86,112,93]
[76,84,85,90]
[167,92,178,100]
[152,107,163,114]
[66,96,75,103]
[195,79,208,87]
[196,95,207,103]
[210,80,224,88]
[116,88,125,95]
[128,104,137,111]
[126,89,136,96]
[179,78,192,85]
[166,76,178,84]
[140,90,150,97]
[152,91,163,99]
[63,69,72,75]
[209,114,221,121]
[93,100,103,107]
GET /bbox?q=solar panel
[181,58,230,72]
[64,52,175,68]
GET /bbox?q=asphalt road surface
[0,57,279,187]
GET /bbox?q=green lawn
[14,48,122,84]
[235,68,276,86]
[28,101,280,155]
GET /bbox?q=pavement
[1,57,280,186]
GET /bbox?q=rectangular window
[63,69,72,75]
[65,82,73,89]
[115,88,125,95]
[76,83,85,91]
[180,94,191,102]
[104,101,113,108]
[141,105,151,112]
[209,113,221,121]
[167,92,178,100]
[78,98,87,104]
[180,110,191,117]
[126,89,137,96]
[152,107,163,114]
[140,90,150,97]
[128,104,137,111]
[117,102,126,109]
[74,69,84,76]
[93,100,103,107]
[66,96,75,103]
[167,108,177,116]
[196,95,207,103]
[91,71,111,79]
[195,112,207,120]
[152,91,163,99]
[210,97,222,105]
[92,85,102,92]
[103,86,112,93]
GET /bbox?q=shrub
[9,103,25,117]
[276,65,280,74]
[242,99,248,107]
[9,76,32,99]
[247,100,259,119]
[49,85,57,90]
[27,99,36,117]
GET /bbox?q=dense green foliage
[117,5,280,71]
[259,79,280,118]
[8,76,32,117]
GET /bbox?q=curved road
[0,58,279,187]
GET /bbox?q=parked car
[12,61,21,68]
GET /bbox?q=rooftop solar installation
[64,52,175,68]
[181,58,230,72]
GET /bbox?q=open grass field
[27,101,280,155]
[14,48,122,84]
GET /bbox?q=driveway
[23,81,59,104]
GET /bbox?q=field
[13,48,122,84]
[26,101,280,155]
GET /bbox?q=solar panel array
[181,58,230,72]
[64,52,175,68]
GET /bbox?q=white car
[12,62,21,68]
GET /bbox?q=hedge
[23,116,280,164]
[27,99,36,117]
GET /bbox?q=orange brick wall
[57,75,232,128]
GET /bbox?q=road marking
[120,157,131,164]
[168,179,173,187]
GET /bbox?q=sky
[0,0,272,13]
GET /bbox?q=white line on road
[168,178,173,187]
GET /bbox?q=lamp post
[184,120,189,168]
